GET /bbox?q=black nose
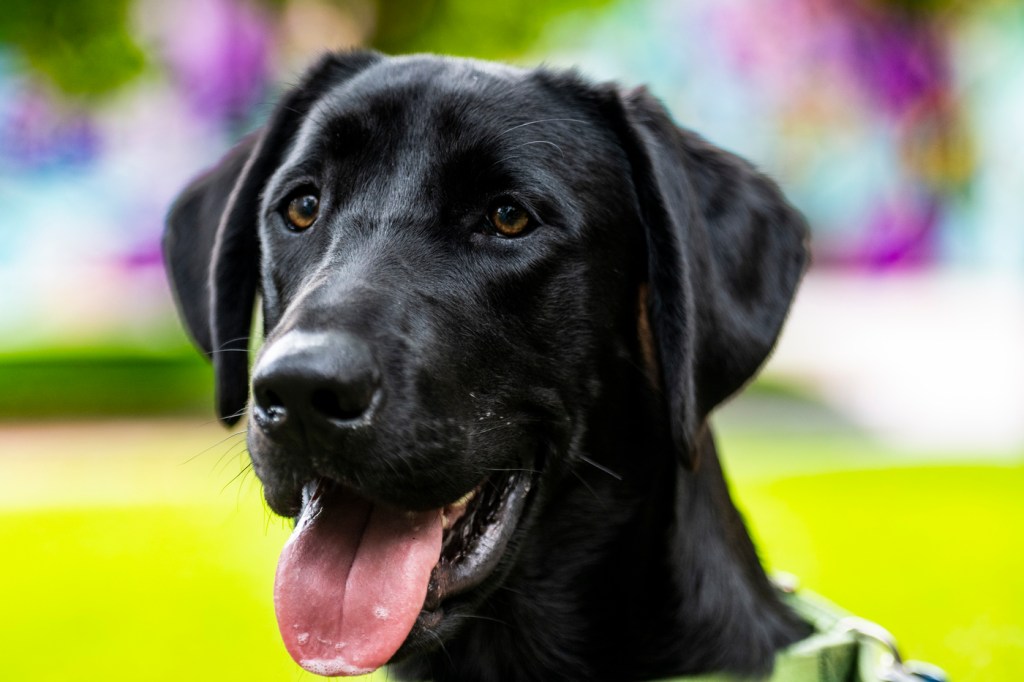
[251,330,381,437]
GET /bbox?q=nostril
[264,389,287,419]
[264,389,284,410]
[310,386,372,422]
[254,387,288,428]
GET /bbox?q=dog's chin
[268,458,537,675]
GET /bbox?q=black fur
[164,51,811,681]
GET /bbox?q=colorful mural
[0,0,1021,361]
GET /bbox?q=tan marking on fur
[637,284,660,390]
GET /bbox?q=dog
[164,50,811,681]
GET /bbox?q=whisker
[214,335,251,351]
[498,584,528,597]
[510,139,565,159]
[479,466,540,476]
[222,460,254,494]
[578,454,622,481]
[235,462,258,508]
[449,613,509,627]
[423,628,454,667]
[498,117,587,136]
[180,430,247,465]
[570,468,600,500]
[196,406,249,428]
[215,441,250,475]
[474,422,519,436]
[210,405,251,424]
[262,495,288,536]
[487,152,526,171]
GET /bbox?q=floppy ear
[163,50,381,425]
[613,87,809,468]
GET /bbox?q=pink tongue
[274,481,443,676]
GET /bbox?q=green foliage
[872,0,1013,15]
[0,354,213,418]
[371,0,613,60]
[0,0,612,99]
[0,0,145,98]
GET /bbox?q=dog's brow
[497,118,589,137]
[275,163,320,187]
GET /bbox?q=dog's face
[250,55,639,514]
[164,52,807,676]
[252,57,641,672]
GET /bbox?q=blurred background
[1,0,1021,680]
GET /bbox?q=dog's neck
[656,429,812,674]
[396,399,809,681]
[541,426,808,680]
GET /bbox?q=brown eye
[488,202,532,237]
[286,193,319,231]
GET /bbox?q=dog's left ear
[611,87,809,469]
[164,132,260,426]
[164,50,382,425]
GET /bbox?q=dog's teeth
[441,489,477,531]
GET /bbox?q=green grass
[0,353,214,418]
[0,421,1020,680]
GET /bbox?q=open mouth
[273,469,532,676]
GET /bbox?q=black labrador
[164,51,811,681]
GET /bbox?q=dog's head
[164,51,807,676]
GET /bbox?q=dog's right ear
[601,86,809,470]
[163,50,381,425]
